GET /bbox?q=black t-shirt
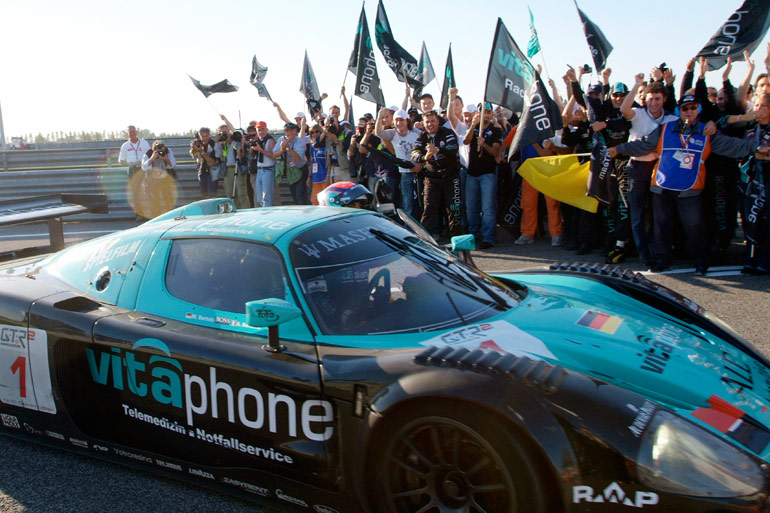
[466,124,502,176]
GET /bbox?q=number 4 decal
[0,324,56,414]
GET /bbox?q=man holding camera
[215,124,249,209]
[118,125,151,221]
[189,127,218,199]
[247,121,277,207]
[316,115,352,184]
[141,140,177,219]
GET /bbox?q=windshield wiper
[370,229,476,289]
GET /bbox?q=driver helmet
[317,181,374,209]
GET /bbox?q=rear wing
[0,194,108,256]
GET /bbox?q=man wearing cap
[248,121,277,207]
[214,124,249,210]
[118,125,151,221]
[271,122,310,205]
[611,94,770,274]
[377,108,424,217]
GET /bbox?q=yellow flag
[518,155,599,213]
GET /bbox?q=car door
[57,237,334,486]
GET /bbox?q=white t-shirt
[452,121,471,168]
[629,108,678,161]
[378,128,421,174]
[118,138,150,166]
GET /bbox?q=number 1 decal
[10,356,26,398]
[0,324,56,414]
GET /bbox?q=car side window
[165,239,287,313]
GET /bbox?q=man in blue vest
[610,94,770,275]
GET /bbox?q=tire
[367,403,552,513]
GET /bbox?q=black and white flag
[696,0,770,70]
[575,1,613,72]
[188,75,239,98]
[374,0,421,86]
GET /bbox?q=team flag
[416,42,436,87]
[188,75,239,98]
[483,18,535,114]
[439,45,456,110]
[300,50,322,114]
[351,8,386,107]
[574,1,613,72]
[517,154,599,213]
[374,0,420,86]
[249,55,272,101]
[348,5,364,75]
[527,7,541,58]
[696,0,770,70]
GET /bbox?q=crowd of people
[119,45,770,275]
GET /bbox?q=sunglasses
[680,104,699,112]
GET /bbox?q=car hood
[421,272,770,458]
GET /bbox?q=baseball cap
[678,94,697,107]
[340,120,351,126]
[295,112,306,118]
[394,109,409,120]
[462,104,478,114]
[587,83,603,95]
[387,105,400,112]
[284,122,299,130]
[255,121,267,128]
[610,82,629,95]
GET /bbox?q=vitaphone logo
[86,338,334,441]
[496,49,534,85]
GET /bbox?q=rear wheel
[368,404,551,513]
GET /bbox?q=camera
[231,131,243,143]
[216,132,228,143]
[581,64,592,73]
[659,62,668,72]
[326,124,338,135]
[156,144,167,157]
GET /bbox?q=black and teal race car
[1,198,769,512]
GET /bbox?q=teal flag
[527,7,541,58]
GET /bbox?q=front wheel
[367,404,552,513]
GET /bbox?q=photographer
[316,115,352,183]
[189,127,218,199]
[270,122,310,205]
[246,121,276,207]
[141,140,177,218]
[347,117,369,183]
[215,124,249,209]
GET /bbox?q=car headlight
[637,411,765,497]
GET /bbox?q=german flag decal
[576,311,623,335]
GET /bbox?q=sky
[1,0,769,143]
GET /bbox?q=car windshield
[290,214,521,335]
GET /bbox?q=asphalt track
[0,219,768,512]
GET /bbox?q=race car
[1,197,769,512]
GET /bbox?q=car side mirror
[451,234,476,252]
[245,298,302,352]
[450,234,476,266]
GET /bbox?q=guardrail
[0,138,294,223]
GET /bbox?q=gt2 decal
[0,324,56,413]
[421,321,556,361]
[86,338,333,442]
[573,482,659,508]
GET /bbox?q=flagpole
[204,97,221,117]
